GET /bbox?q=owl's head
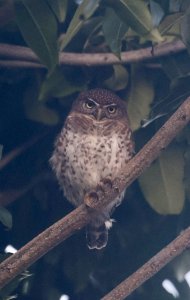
[71,88,128,121]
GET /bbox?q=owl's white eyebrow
[104,103,117,107]
[87,98,99,106]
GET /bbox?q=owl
[50,88,134,250]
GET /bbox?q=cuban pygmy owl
[50,88,134,250]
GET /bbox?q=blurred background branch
[0,40,186,68]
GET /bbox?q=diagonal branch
[0,40,186,67]
[0,132,48,171]
[101,226,190,300]
[0,97,190,289]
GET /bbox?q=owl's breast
[50,125,132,206]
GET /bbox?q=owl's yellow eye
[107,105,117,114]
[84,100,95,109]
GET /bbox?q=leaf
[103,65,129,91]
[24,96,59,125]
[139,143,185,215]
[150,0,164,27]
[0,273,20,300]
[14,0,58,72]
[108,0,163,42]
[172,251,190,282]
[159,12,183,36]
[180,5,190,54]
[0,267,31,299]
[127,66,154,131]
[102,7,128,58]
[23,79,59,125]
[0,206,12,229]
[161,53,190,81]
[80,16,103,51]
[46,0,67,23]
[169,0,181,13]
[60,0,100,50]
[39,67,86,100]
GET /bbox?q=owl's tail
[86,222,109,250]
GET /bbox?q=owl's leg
[86,210,114,250]
[85,179,124,250]
[84,178,113,209]
[86,222,108,250]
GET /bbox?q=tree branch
[101,227,190,300]
[0,60,44,69]
[0,172,50,206]
[0,40,186,68]
[0,132,48,171]
[0,96,190,289]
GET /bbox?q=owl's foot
[100,178,113,190]
[84,178,114,210]
[84,177,121,209]
[101,177,121,195]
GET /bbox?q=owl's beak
[96,108,106,121]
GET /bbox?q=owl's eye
[107,105,117,114]
[84,100,95,109]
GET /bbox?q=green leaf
[169,0,181,12]
[150,0,164,27]
[159,12,183,36]
[60,0,100,50]
[181,6,190,54]
[39,67,86,100]
[14,0,58,72]
[103,7,128,58]
[108,0,163,42]
[103,65,129,91]
[127,66,154,131]
[161,53,190,81]
[46,0,67,23]
[139,143,185,215]
[0,267,31,299]
[23,78,59,125]
[0,206,12,229]
[24,96,59,125]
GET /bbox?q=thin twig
[0,187,31,207]
[0,132,48,171]
[0,172,50,206]
[0,40,186,67]
[101,227,190,300]
[0,60,45,69]
[0,97,190,289]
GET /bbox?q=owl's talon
[100,178,113,191]
[96,184,105,196]
[84,191,99,209]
